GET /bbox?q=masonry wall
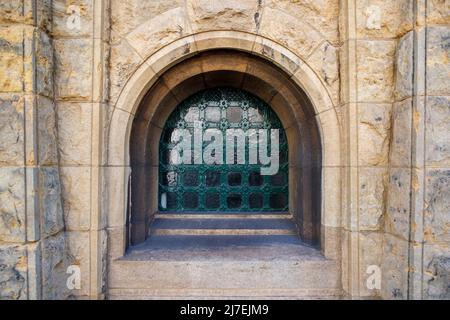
[0,0,448,300]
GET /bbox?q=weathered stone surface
[57,102,92,165]
[0,25,33,92]
[356,0,413,38]
[66,231,90,296]
[0,94,24,166]
[0,244,27,300]
[427,26,450,96]
[386,168,411,240]
[308,42,339,106]
[187,0,261,34]
[395,31,413,101]
[0,0,33,25]
[424,170,450,243]
[426,96,450,166]
[39,167,64,237]
[390,99,412,167]
[52,0,93,37]
[381,234,409,299]
[110,0,183,44]
[41,233,68,299]
[125,7,190,59]
[37,96,58,166]
[267,0,339,43]
[54,38,92,100]
[359,168,387,231]
[358,103,391,166]
[357,40,396,102]
[423,244,450,299]
[359,232,382,297]
[35,31,53,98]
[0,168,25,243]
[60,167,91,231]
[427,0,450,25]
[109,40,143,106]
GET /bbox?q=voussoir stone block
[427,26,450,96]
[0,94,24,166]
[0,244,28,300]
[424,169,450,243]
[0,168,25,243]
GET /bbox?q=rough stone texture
[427,26,450,96]
[0,94,24,166]
[308,42,340,106]
[395,31,413,101]
[0,168,25,243]
[39,167,64,237]
[425,96,450,166]
[359,168,387,231]
[187,0,261,34]
[357,40,396,102]
[358,103,391,166]
[0,244,28,300]
[57,102,92,165]
[423,244,450,299]
[359,232,382,296]
[60,167,91,231]
[0,25,33,93]
[66,231,90,296]
[110,0,184,44]
[41,233,68,300]
[390,99,412,167]
[356,0,413,38]
[259,7,323,59]
[386,168,411,241]
[424,170,450,243]
[37,96,58,166]
[427,0,450,25]
[381,234,409,300]
[54,38,92,100]
[52,0,94,37]
[267,0,339,44]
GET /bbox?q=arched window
[158,87,289,213]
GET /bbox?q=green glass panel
[158,87,288,212]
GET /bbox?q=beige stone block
[109,39,143,107]
[37,95,58,166]
[107,108,133,166]
[390,99,412,167]
[57,102,92,165]
[427,26,450,96]
[126,7,190,60]
[359,167,387,231]
[317,108,341,167]
[386,168,411,241]
[0,94,24,166]
[0,167,25,243]
[66,231,90,297]
[0,243,28,300]
[322,166,341,228]
[258,7,323,60]
[41,233,69,299]
[105,166,130,228]
[0,25,33,93]
[356,0,413,38]
[54,38,92,100]
[356,40,396,103]
[194,30,256,53]
[422,243,450,299]
[35,31,54,98]
[107,226,127,261]
[60,167,91,231]
[359,231,382,297]
[395,31,414,101]
[321,225,341,261]
[266,0,339,44]
[427,0,450,25]
[39,167,64,237]
[425,96,450,166]
[187,0,261,34]
[52,0,93,37]
[110,0,183,44]
[0,0,34,25]
[424,169,450,243]
[308,42,340,107]
[358,103,391,166]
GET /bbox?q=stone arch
[107,31,341,260]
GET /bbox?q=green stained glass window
[158,87,288,212]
